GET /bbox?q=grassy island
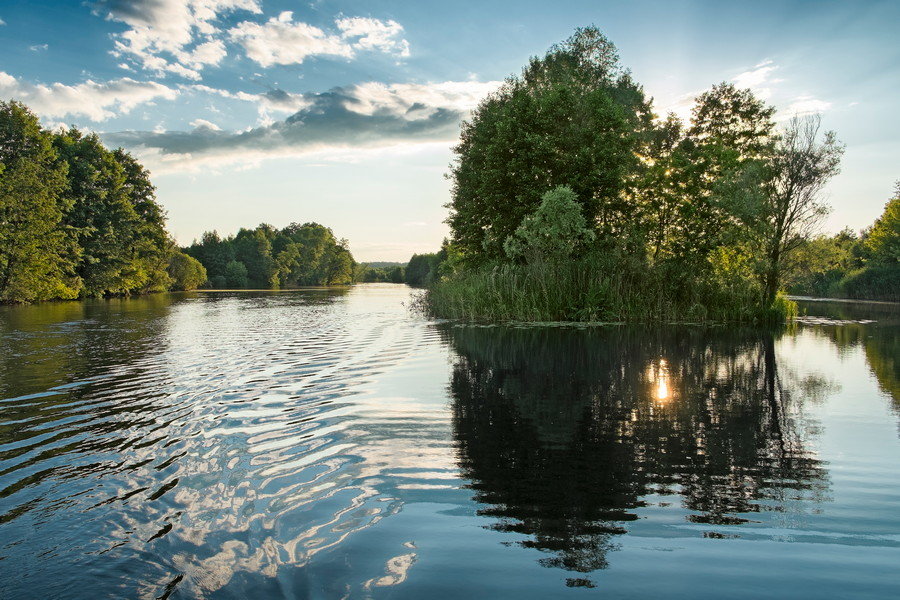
[407,27,896,323]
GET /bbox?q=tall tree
[758,115,843,306]
[447,26,652,260]
[0,101,77,302]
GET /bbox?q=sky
[1,0,898,261]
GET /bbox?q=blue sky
[1,0,898,260]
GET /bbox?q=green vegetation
[1,100,172,302]
[420,27,884,323]
[784,185,900,301]
[1,100,357,302]
[167,251,207,291]
[354,262,405,283]
[185,222,355,289]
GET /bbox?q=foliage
[433,27,890,321]
[0,101,77,302]
[447,26,652,261]
[224,260,249,289]
[784,185,899,301]
[54,128,171,296]
[503,186,595,261]
[167,250,207,291]
[405,253,440,286]
[355,263,405,283]
[755,115,844,305]
[186,222,355,289]
[1,101,172,302]
[864,186,900,265]
[424,250,787,324]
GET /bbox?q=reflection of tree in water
[445,325,830,584]
[797,300,900,415]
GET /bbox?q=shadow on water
[443,324,833,586]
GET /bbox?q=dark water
[1,286,898,599]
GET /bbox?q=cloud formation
[227,11,352,67]
[336,17,410,58]
[93,0,261,79]
[229,11,410,67]
[0,71,178,121]
[106,79,500,171]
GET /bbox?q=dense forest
[185,223,354,289]
[418,27,898,322]
[0,100,195,303]
[0,100,357,302]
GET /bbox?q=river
[1,284,898,598]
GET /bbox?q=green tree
[405,253,440,286]
[503,185,596,262]
[224,260,249,288]
[665,83,777,263]
[168,250,207,290]
[0,101,78,302]
[757,115,843,306]
[112,148,171,293]
[54,128,171,296]
[864,183,900,265]
[186,231,234,285]
[234,224,276,288]
[447,26,652,260]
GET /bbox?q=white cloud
[0,71,178,121]
[29,44,49,52]
[336,17,410,58]
[189,118,221,130]
[781,95,832,118]
[228,11,352,67]
[93,0,260,78]
[344,81,499,119]
[229,12,411,68]
[0,18,6,26]
[731,59,784,101]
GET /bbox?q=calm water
[1,285,898,599]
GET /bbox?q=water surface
[1,286,898,598]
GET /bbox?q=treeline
[355,262,405,283]
[784,186,899,301]
[353,247,451,286]
[419,27,896,323]
[185,223,354,288]
[1,100,358,302]
[0,100,202,302]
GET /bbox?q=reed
[424,252,795,324]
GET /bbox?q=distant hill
[362,261,407,268]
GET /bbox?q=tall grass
[424,251,795,324]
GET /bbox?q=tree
[112,148,171,293]
[503,186,596,261]
[224,260,249,288]
[234,225,276,288]
[758,115,844,306]
[54,128,157,296]
[186,231,234,285]
[168,250,207,290]
[658,83,777,264]
[447,26,652,260]
[0,101,77,302]
[864,183,900,265]
[405,253,440,286]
